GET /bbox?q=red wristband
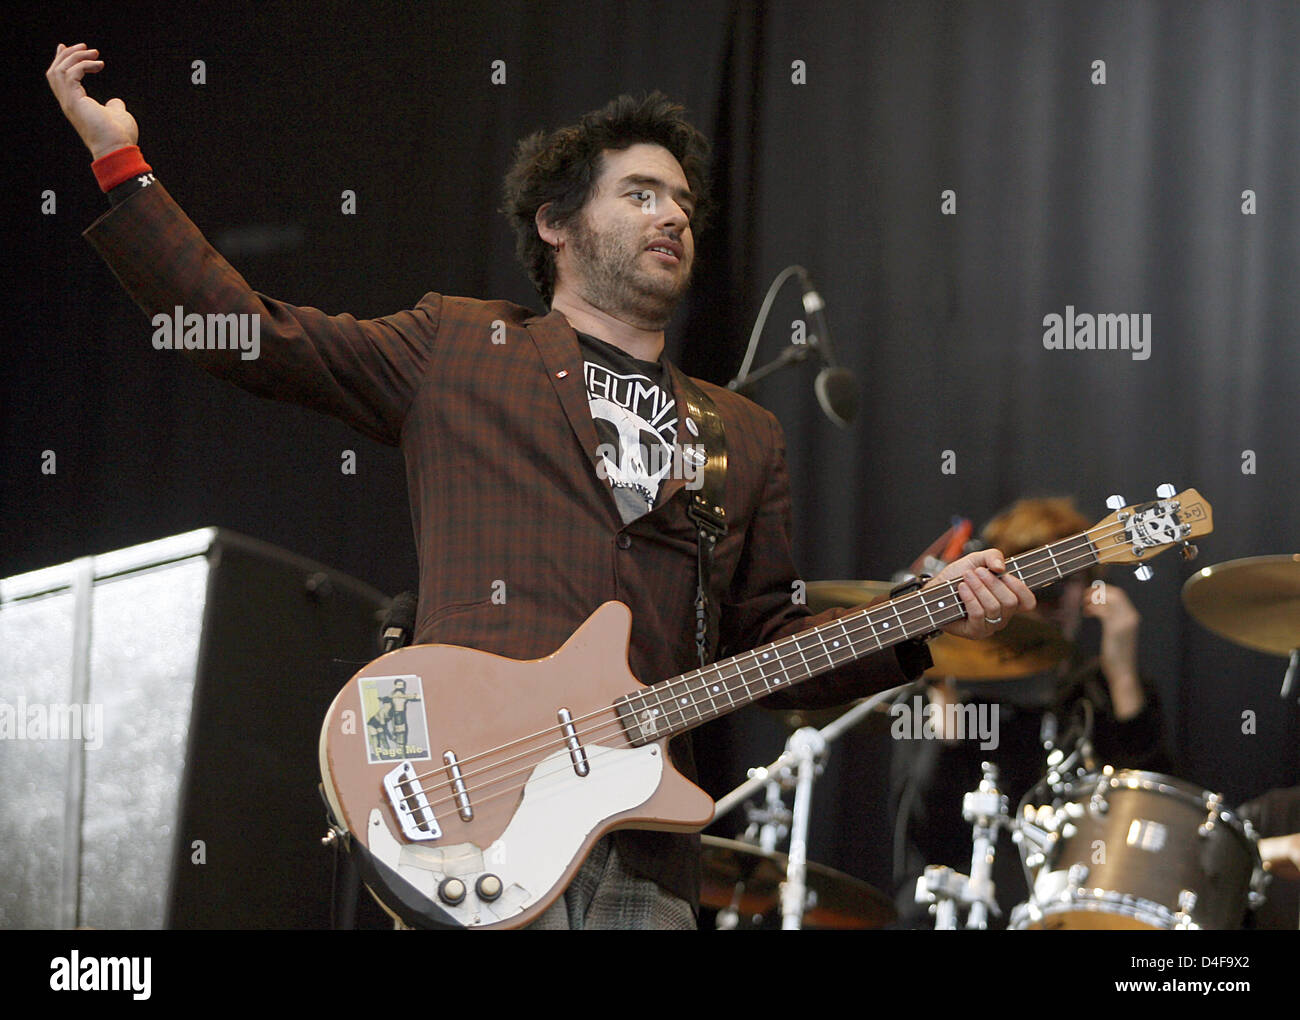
[91,145,153,193]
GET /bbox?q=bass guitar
[319,486,1212,928]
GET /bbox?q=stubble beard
[565,213,692,331]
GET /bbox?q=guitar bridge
[383,761,442,841]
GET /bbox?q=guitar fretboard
[613,533,1098,745]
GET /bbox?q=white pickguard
[367,741,663,927]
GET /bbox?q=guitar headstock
[1088,485,1213,576]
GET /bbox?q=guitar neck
[614,531,1100,745]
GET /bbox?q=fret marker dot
[762,653,771,660]
[679,697,688,705]
[833,640,841,648]
[882,622,890,629]
[938,600,946,608]
[712,684,720,693]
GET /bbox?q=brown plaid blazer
[84,182,923,907]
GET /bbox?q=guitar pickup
[383,761,442,841]
[444,750,473,821]
[558,708,589,777]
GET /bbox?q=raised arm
[46,43,138,159]
[46,43,438,446]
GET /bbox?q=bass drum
[1011,769,1267,930]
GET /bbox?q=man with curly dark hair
[502,91,712,310]
[50,43,1033,929]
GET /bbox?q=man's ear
[535,203,560,249]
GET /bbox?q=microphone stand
[727,265,857,428]
[713,684,907,929]
[729,343,813,391]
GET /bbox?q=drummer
[889,496,1173,927]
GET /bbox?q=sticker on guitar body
[359,675,432,764]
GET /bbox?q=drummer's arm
[1259,834,1300,881]
[1082,585,1143,720]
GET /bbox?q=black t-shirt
[576,331,678,524]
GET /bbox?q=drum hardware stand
[1014,760,1107,886]
[1282,648,1299,700]
[712,781,793,930]
[1042,738,1096,796]
[714,685,906,929]
[738,771,793,853]
[723,725,826,930]
[778,726,825,929]
[1013,810,1057,873]
[915,761,1013,929]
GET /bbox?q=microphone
[812,365,857,429]
[729,266,859,428]
[378,591,418,654]
[798,274,859,428]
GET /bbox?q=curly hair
[982,497,1090,558]
[982,497,1104,582]
[502,92,712,305]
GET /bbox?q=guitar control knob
[476,874,503,902]
[438,877,467,906]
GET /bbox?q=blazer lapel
[524,310,697,520]
[523,310,623,523]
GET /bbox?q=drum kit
[705,554,1300,930]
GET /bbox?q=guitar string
[382,538,1176,832]
[386,522,1143,813]
[396,520,1129,787]
[379,521,1168,823]
[385,524,1139,821]
[388,540,1125,820]
[380,564,1127,836]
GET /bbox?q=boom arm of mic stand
[713,683,909,819]
[727,343,812,394]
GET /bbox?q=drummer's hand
[1259,833,1300,881]
[924,550,1035,641]
[1082,583,1144,719]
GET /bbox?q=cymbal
[926,616,1074,680]
[1181,554,1300,656]
[806,579,1073,680]
[700,835,897,929]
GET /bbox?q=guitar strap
[673,371,728,668]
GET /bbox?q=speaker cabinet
[0,529,389,929]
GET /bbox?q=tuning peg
[1105,494,1126,511]
[1133,564,1154,582]
[1181,542,1199,562]
[1156,483,1176,499]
